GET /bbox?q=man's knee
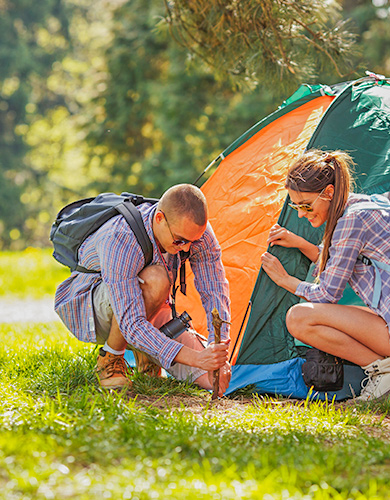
[175,329,206,352]
[139,264,170,318]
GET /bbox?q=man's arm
[189,223,231,343]
[95,220,184,369]
[187,223,232,394]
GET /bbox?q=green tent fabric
[238,77,390,365]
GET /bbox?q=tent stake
[211,308,230,400]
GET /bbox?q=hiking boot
[356,357,390,402]
[131,348,162,377]
[96,348,133,389]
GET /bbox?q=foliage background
[1,0,389,250]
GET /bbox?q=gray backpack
[50,192,158,273]
[345,193,390,307]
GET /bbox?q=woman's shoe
[356,358,390,402]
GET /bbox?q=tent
[175,73,390,400]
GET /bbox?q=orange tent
[177,75,390,399]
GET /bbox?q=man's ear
[155,210,164,224]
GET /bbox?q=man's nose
[182,241,192,251]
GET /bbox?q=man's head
[153,184,208,254]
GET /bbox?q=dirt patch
[358,413,390,441]
[124,392,390,441]
[124,392,314,416]
[126,392,254,413]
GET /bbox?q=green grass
[1,322,390,499]
[0,248,69,298]
[1,250,390,499]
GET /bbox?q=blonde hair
[286,150,355,275]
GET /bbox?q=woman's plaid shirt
[296,193,390,329]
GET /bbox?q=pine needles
[163,0,359,89]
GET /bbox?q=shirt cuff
[295,281,311,299]
[158,338,184,369]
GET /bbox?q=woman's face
[288,185,334,227]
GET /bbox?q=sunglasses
[160,211,192,247]
[288,188,326,213]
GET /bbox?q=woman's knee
[286,303,312,340]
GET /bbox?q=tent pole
[229,300,252,364]
[193,154,223,186]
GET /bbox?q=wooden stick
[211,308,223,401]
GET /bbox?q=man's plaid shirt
[55,203,230,369]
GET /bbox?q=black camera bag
[301,348,344,392]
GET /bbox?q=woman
[261,149,390,402]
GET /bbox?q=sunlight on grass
[0,322,390,499]
[0,248,69,298]
[1,250,390,499]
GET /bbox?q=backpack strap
[344,194,390,215]
[115,200,153,267]
[179,250,190,296]
[357,255,390,308]
[347,195,390,308]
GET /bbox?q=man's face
[155,211,207,254]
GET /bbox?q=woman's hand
[267,224,320,263]
[261,252,301,294]
[261,251,290,286]
[267,224,300,248]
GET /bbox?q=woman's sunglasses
[288,188,326,213]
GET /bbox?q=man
[55,184,231,395]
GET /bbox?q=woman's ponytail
[286,149,355,276]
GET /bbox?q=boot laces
[104,355,131,377]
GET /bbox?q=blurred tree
[86,0,281,198]
[162,0,358,89]
[0,0,70,249]
[343,0,390,77]
[3,0,390,249]
[84,0,390,200]
[13,0,122,246]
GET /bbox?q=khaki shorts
[92,281,207,383]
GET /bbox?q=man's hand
[208,361,231,396]
[172,337,232,395]
[194,339,230,371]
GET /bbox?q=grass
[1,250,390,499]
[0,248,69,298]
[1,322,390,499]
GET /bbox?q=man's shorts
[92,281,207,383]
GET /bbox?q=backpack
[345,193,390,308]
[50,192,158,273]
[301,348,344,392]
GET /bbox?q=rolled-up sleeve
[190,223,231,343]
[295,214,366,303]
